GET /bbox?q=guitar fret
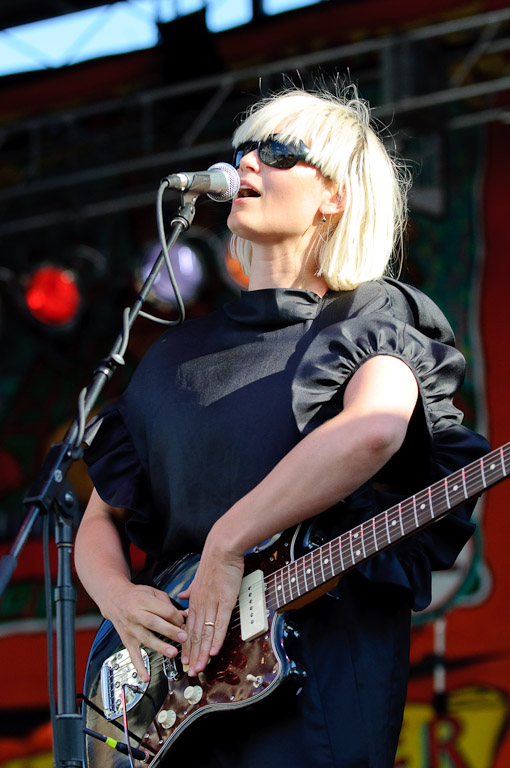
[502,446,508,476]
[461,467,468,499]
[293,561,302,599]
[465,461,483,497]
[363,517,376,558]
[330,538,341,577]
[298,559,306,598]
[283,565,292,603]
[265,577,276,612]
[338,534,345,571]
[444,478,451,509]
[428,488,435,519]
[312,552,324,584]
[374,513,384,551]
[434,480,449,516]
[342,534,354,569]
[283,567,291,604]
[318,544,326,584]
[349,530,355,564]
[414,490,432,525]
[302,552,312,592]
[486,453,504,486]
[271,573,279,610]
[412,495,419,527]
[360,523,367,559]
[292,560,303,600]
[353,527,363,562]
[301,555,308,593]
[300,558,309,595]
[399,504,409,533]
[481,458,487,488]
[285,565,293,602]
[447,475,466,507]
[399,503,405,536]
[425,490,436,521]
[388,506,402,542]
[273,571,283,609]
[310,551,318,587]
[350,529,361,565]
[328,540,336,578]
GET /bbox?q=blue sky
[0,0,322,78]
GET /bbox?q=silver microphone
[163,162,240,202]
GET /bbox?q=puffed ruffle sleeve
[292,294,489,611]
[83,399,151,516]
[293,312,465,437]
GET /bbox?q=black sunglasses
[233,134,311,170]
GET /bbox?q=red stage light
[25,266,81,326]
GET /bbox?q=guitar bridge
[100,647,150,720]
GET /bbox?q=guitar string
[260,456,503,608]
[111,454,506,681]
[217,454,504,615]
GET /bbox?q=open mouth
[237,187,261,199]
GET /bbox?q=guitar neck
[267,443,509,612]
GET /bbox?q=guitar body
[83,441,510,767]
[82,527,307,768]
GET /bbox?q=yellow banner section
[396,686,508,768]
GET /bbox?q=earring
[322,212,327,223]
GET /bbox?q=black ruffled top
[84,279,489,611]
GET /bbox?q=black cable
[83,727,149,763]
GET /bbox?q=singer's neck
[248,244,328,296]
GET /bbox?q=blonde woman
[76,85,487,767]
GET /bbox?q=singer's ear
[321,182,346,217]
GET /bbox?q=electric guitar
[82,442,509,767]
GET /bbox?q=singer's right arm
[74,488,187,682]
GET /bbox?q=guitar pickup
[239,569,268,641]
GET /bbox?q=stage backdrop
[1,4,510,768]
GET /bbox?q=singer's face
[227,141,327,253]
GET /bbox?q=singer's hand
[100,579,188,682]
[178,526,244,678]
[75,491,189,683]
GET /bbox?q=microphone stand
[0,189,198,768]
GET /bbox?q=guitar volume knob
[183,685,203,705]
[157,709,177,729]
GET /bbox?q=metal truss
[1,5,510,237]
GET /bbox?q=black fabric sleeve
[292,311,489,611]
[83,400,151,516]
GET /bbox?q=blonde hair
[229,84,410,291]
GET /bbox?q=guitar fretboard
[266,443,509,611]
